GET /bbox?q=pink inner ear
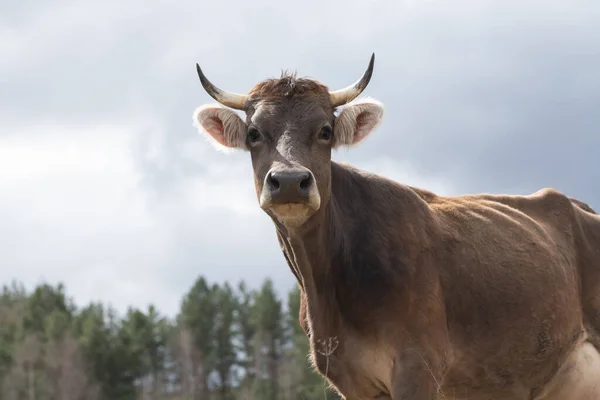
[205,116,227,146]
[352,111,371,144]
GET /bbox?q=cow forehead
[250,97,332,129]
[248,73,330,98]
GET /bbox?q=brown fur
[195,71,600,400]
[289,166,600,399]
[248,71,331,100]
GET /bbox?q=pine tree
[213,283,237,400]
[251,280,283,400]
[179,277,217,399]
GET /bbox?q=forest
[0,276,340,400]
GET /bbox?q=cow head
[193,54,384,228]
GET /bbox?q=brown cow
[192,54,600,399]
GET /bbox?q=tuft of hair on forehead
[248,70,330,100]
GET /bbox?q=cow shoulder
[329,163,434,331]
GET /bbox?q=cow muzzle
[259,167,321,226]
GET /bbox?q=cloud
[0,120,291,316]
[0,122,168,310]
[1,0,599,317]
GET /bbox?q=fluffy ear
[193,104,248,152]
[333,97,384,148]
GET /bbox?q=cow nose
[266,169,313,203]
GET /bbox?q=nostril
[267,172,280,190]
[299,173,312,191]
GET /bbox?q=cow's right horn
[196,63,247,110]
[329,53,375,108]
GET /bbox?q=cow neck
[273,177,348,336]
[275,202,336,307]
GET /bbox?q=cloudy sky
[1,0,599,317]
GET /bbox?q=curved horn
[329,53,375,107]
[196,63,247,110]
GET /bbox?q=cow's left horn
[329,53,375,108]
[196,63,247,110]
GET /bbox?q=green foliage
[180,277,217,363]
[213,283,237,399]
[233,281,256,384]
[285,287,341,400]
[0,277,333,399]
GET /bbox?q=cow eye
[247,127,262,145]
[318,125,333,142]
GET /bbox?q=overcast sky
[1,0,599,317]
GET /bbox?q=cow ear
[333,98,384,148]
[193,104,248,152]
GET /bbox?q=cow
[191,54,600,399]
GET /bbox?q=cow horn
[329,53,375,108]
[196,63,247,110]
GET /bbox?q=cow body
[282,162,600,399]
[192,54,600,399]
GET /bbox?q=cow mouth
[270,202,312,214]
[267,202,320,228]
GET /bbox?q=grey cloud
[137,0,600,207]
[2,0,599,315]
[327,2,600,207]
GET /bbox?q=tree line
[0,277,340,400]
